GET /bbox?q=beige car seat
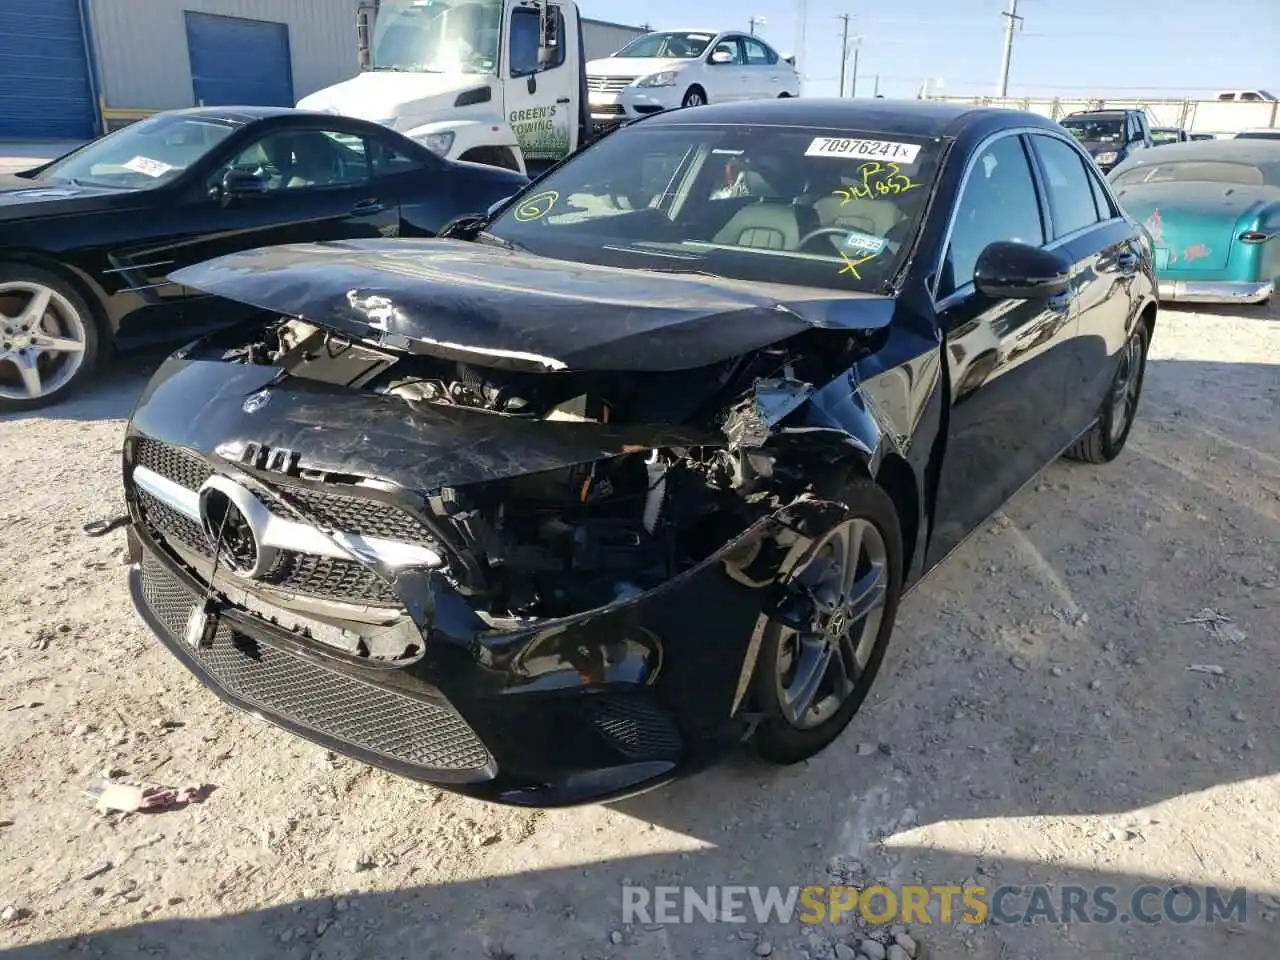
[712,203,811,251]
[812,190,902,237]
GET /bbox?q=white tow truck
[298,0,646,175]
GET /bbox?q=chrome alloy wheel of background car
[1110,331,1145,444]
[773,518,890,730]
[0,282,88,402]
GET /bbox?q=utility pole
[795,0,808,77]
[997,0,1023,98]
[850,38,860,98]
[748,16,767,35]
[873,74,880,97]
[837,14,851,97]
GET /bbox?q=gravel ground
[0,305,1277,960]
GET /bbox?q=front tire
[682,87,707,108]
[1064,320,1150,464]
[0,264,101,412]
[752,479,904,765]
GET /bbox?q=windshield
[1062,116,1125,143]
[489,124,941,293]
[36,114,236,189]
[1113,161,1270,188]
[613,31,715,59]
[370,0,501,75]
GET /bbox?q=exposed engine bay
[209,316,873,620]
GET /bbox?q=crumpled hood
[169,238,895,373]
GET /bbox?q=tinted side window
[939,135,1045,299]
[1087,165,1115,220]
[710,37,745,64]
[1031,134,1101,238]
[218,129,370,192]
[370,137,428,177]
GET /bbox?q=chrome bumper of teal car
[1157,280,1274,304]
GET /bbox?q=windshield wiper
[477,230,529,253]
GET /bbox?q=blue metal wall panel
[0,0,96,139]
[184,12,294,108]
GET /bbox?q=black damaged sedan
[121,100,1157,806]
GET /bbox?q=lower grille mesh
[585,696,683,761]
[138,554,491,773]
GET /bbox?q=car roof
[160,105,334,125]
[1065,110,1131,118]
[643,97,1057,138]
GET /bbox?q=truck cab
[298,0,593,175]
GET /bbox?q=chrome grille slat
[586,75,637,94]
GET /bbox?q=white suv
[586,29,801,126]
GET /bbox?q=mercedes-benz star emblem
[197,476,279,579]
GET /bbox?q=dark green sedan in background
[1109,140,1279,305]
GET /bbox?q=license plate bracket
[184,600,218,650]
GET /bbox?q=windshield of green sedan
[487,124,941,292]
[35,114,236,188]
[1062,116,1124,142]
[370,0,501,75]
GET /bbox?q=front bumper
[1157,279,1274,304]
[588,86,679,123]
[120,353,837,805]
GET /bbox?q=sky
[585,0,1280,100]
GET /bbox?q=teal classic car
[1109,140,1280,304]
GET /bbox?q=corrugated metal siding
[0,0,97,138]
[88,0,359,110]
[581,19,648,62]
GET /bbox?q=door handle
[350,199,385,215]
[556,96,571,104]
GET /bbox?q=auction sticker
[806,137,920,164]
[842,231,888,255]
[123,155,174,178]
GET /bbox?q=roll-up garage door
[185,12,295,108]
[0,0,97,139]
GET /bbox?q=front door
[110,124,400,344]
[502,0,578,168]
[702,36,752,102]
[926,132,1077,567]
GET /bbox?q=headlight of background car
[415,131,456,157]
[637,71,680,88]
[1093,151,1118,165]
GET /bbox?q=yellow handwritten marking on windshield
[838,251,879,279]
[835,162,921,205]
[514,190,560,222]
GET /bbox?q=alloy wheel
[773,518,890,729]
[684,92,706,107]
[1109,330,1145,444]
[0,281,88,402]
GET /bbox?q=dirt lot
[1,304,1277,960]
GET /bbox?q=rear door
[1027,131,1142,443]
[741,37,782,99]
[926,132,1077,566]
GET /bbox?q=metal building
[581,17,649,62]
[0,0,359,140]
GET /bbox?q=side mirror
[974,241,1071,299]
[710,50,733,65]
[218,169,269,205]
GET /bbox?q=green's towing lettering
[509,104,570,162]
